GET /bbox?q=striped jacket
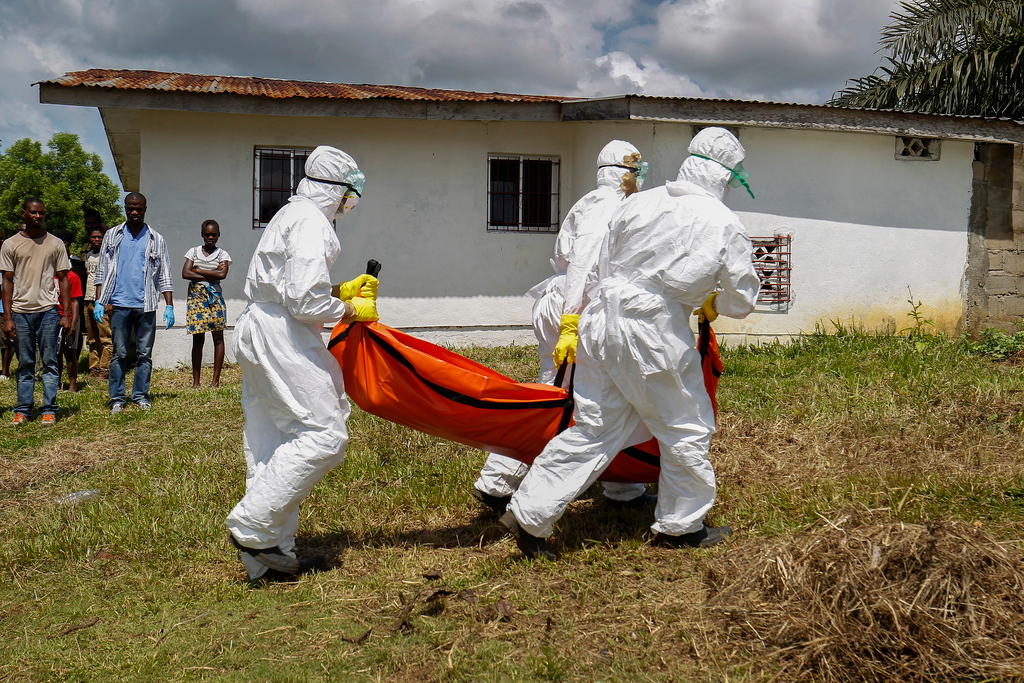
[94,223,173,312]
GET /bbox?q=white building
[38,69,1024,366]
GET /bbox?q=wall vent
[896,136,940,161]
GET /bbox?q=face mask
[690,154,755,199]
[340,193,359,215]
[599,156,649,194]
[632,160,649,186]
[727,161,749,189]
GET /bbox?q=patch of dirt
[0,442,108,495]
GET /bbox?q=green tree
[830,0,1023,118]
[0,133,123,241]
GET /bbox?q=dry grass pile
[705,514,1024,680]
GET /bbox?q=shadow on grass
[56,405,82,419]
[150,392,181,401]
[299,496,656,561]
[300,514,504,560]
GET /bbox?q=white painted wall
[726,128,974,338]
[139,110,576,364]
[134,111,975,365]
[572,123,974,340]
[138,109,578,301]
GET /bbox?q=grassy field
[2,331,1023,680]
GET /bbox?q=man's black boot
[652,525,731,549]
[605,492,658,510]
[258,555,330,582]
[472,488,512,515]
[230,535,301,574]
[498,511,557,560]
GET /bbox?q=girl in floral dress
[182,220,231,387]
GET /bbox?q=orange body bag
[327,320,722,484]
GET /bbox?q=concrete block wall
[980,144,1024,330]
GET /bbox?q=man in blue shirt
[93,193,175,413]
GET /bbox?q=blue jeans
[14,308,61,416]
[109,307,156,404]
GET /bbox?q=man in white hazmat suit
[472,140,650,513]
[500,127,761,558]
[227,146,379,580]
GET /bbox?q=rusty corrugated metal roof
[40,69,574,103]
[40,69,1022,128]
[611,94,1023,124]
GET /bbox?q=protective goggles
[306,172,364,197]
[690,154,755,199]
[599,161,649,185]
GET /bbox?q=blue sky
[0,0,900,191]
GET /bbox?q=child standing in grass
[82,219,111,376]
[52,231,84,392]
[182,220,230,387]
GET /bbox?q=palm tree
[830,0,1023,119]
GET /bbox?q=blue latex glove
[93,302,105,323]
[163,305,175,329]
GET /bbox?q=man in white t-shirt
[0,198,73,425]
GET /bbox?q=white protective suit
[226,146,358,579]
[474,140,649,503]
[508,127,761,538]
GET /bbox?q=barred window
[488,155,560,233]
[253,147,311,228]
[895,136,940,161]
[751,234,792,308]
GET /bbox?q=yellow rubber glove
[333,274,379,301]
[552,313,581,365]
[695,292,719,323]
[347,296,379,322]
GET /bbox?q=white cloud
[233,0,625,94]
[575,52,706,98]
[0,35,73,141]
[0,0,905,187]
[651,0,899,100]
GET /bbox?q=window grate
[253,147,312,228]
[751,234,792,308]
[895,136,940,161]
[487,154,560,233]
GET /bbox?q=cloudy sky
[0,0,900,187]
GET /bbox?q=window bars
[750,234,792,308]
[487,155,560,233]
[253,147,312,228]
